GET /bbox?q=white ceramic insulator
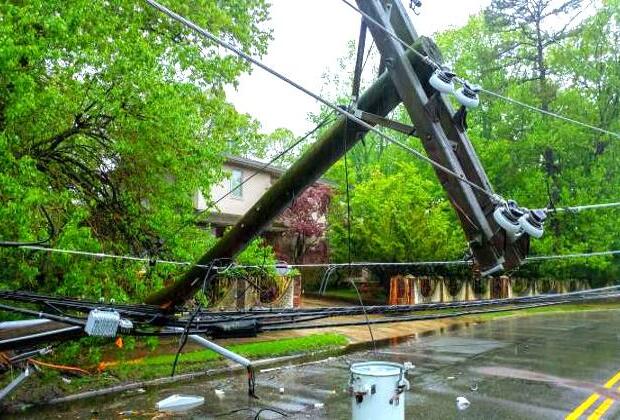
[455,88,480,108]
[518,214,544,238]
[493,207,522,236]
[429,71,454,94]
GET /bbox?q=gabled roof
[224,155,335,186]
[224,155,286,177]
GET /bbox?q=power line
[546,201,620,213]
[9,244,469,271]
[13,244,620,268]
[526,250,620,261]
[480,88,620,139]
[144,0,498,202]
[13,244,209,269]
[338,0,620,141]
[3,284,618,324]
[235,260,470,269]
[261,292,620,332]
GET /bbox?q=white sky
[226,0,490,136]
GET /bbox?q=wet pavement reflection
[19,310,620,419]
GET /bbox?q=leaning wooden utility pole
[354,0,530,271]
[146,1,529,308]
[147,40,416,307]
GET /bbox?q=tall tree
[485,0,587,109]
[0,0,271,299]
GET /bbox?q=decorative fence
[211,275,302,310]
[388,276,593,305]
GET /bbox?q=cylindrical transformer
[349,361,410,420]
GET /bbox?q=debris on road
[156,394,204,412]
[456,396,471,410]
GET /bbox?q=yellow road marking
[603,371,620,388]
[567,394,602,420]
[566,369,620,420]
[587,399,614,420]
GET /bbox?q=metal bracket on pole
[167,327,252,368]
[354,109,417,137]
[167,327,256,395]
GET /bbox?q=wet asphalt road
[19,309,620,419]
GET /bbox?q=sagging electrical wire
[526,250,620,261]
[24,244,463,269]
[2,282,617,326]
[261,292,620,332]
[480,88,620,140]
[338,0,620,140]
[342,100,377,353]
[1,286,619,352]
[144,287,620,334]
[343,20,380,349]
[545,201,620,214]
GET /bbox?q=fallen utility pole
[146,40,424,307]
[146,1,529,308]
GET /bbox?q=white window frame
[230,169,244,199]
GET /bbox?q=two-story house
[193,155,330,264]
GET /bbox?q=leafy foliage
[0,0,273,302]
[326,0,620,281]
[280,184,332,263]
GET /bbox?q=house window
[230,169,243,198]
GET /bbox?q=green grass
[28,333,349,397]
[0,333,349,405]
[322,288,386,304]
[145,333,347,366]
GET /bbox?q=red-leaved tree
[279,184,332,264]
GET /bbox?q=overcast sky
[225,0,491,136]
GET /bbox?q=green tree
[325,1,619,282]
[437,1,620,280]
[328,162,464,264]
[0,0,273,301]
